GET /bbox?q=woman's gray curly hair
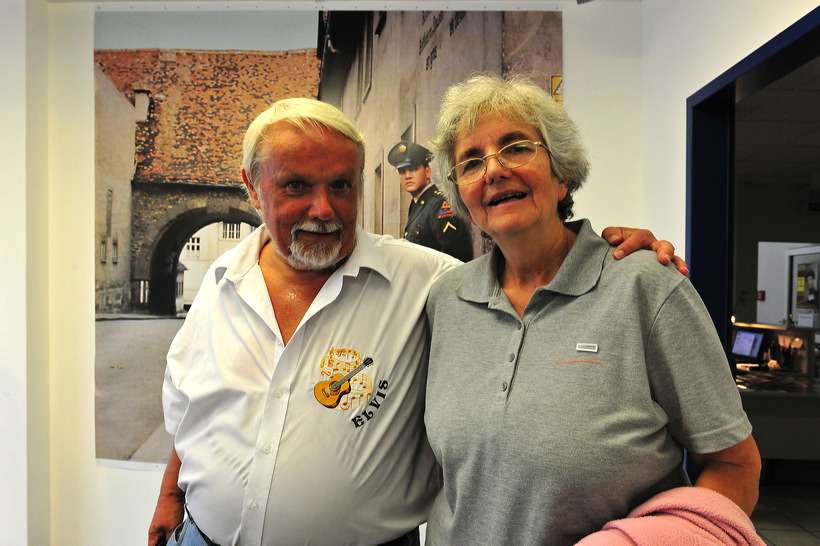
[429,73,589,221]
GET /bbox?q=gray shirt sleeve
[644,279,752,453]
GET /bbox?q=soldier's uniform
[404,184,473,262]
[389,141,473,262]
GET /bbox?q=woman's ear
[557,178,569,201]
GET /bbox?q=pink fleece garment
[575,486,764,545]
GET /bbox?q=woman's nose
[483,154,509,183]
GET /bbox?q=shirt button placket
[502,352,515,394]
[499,320,524,398]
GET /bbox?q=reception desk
[736,370,820,460]
[730,322,819,460]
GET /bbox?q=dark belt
[378,527,420,546]
[184,507,220,546]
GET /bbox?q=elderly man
[388,141,474,261]
[149,98,683,546]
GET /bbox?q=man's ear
[242,168,261,209]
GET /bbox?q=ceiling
[735,55,820,185]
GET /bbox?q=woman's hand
[602,226,689,275]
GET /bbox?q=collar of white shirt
[219,224,393,286]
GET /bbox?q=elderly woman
[423,74,761,544]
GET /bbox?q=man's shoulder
[428,185,448,205]
[430,250,486,293]
[416,184,445,206]
[423,184,465,223]
[365,231,463,273]
[429,184,445,196]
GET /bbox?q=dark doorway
[686,8,820,347]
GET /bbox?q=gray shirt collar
[457,219,609,304]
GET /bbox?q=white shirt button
[262,443,272,454]
[250,501,259,511]
[274,389,284,398]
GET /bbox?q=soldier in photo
[388,141,474,262]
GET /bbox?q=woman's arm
[690,434,762,516]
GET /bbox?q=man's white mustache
[292,220,344,237]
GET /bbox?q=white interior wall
[48,5,120,543]
[640,0,817,259]
[2,0,816,543]
[26,1,51,543]
[562,0,644,232]
[2,0,31,544]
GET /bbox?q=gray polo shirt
[424,219,752,545]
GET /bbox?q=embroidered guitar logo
[314,357,373,408]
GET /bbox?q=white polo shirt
[163,225,461,546]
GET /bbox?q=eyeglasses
[449,140,549,186]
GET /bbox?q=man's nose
[308,189,335,220]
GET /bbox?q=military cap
[387,141,433,170]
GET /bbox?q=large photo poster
[94,9,563,465]
[797,262,819,310]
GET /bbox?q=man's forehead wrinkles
[270,166,358,183]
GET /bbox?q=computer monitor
[731,329,766,364]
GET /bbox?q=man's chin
[286,257,339,272]
[286,242,346,272]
